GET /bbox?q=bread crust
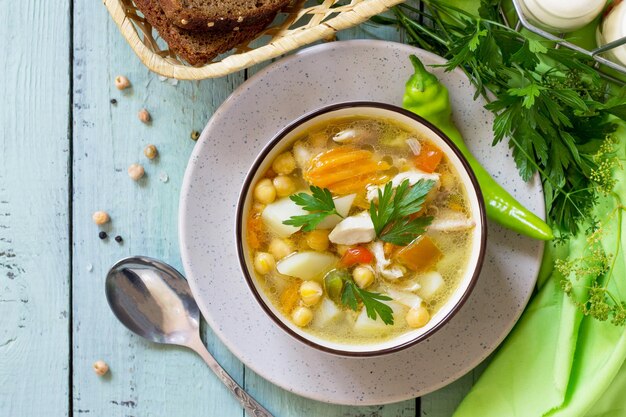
[159,0,289,32]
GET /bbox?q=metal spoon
[105,256,273,417]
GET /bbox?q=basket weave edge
[104,0,404,80]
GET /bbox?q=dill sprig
[556,200,626,326]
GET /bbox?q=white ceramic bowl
[236,102,487,357]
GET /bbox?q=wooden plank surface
[0,1,71,416]
[71,2,246,416]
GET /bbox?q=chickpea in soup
[245,116,476,344]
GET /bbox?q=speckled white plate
[179,40,545,406]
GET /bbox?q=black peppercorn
[114,235,123,243]
[99,231,108,240]
[110,98,117,105]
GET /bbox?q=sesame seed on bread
[159,0,290,32]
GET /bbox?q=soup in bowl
[236,102,486,356]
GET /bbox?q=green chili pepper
[403,55,554,241]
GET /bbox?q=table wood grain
[0,1,483,416]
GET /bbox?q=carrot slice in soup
[247,215,265,249]
[413,142,443,173]
[395,236,442,272]
[279,280,302,314]
[305,146,392,194]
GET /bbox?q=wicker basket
[104,0,403,80]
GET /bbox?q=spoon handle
[188,336,274,417]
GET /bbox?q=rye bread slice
[159,0,289,32]
[134,0,272,66]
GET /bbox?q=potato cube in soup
[315,194,356,229]
[276,251,338,281]
[418,271,445,300]
[311,297,343,328]
[353,301,405,335]
[261,197,308,237]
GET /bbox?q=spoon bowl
[105,256,273,417]
[106,257,200,345]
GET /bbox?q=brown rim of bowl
[235,101,488,357]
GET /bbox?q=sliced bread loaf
[134,0,272,66]
[159,0,289,32]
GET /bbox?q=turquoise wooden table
[0,1,483,416]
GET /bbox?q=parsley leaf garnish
[283,186,341,231]
[342,280,394,325]
[379,216,434,246]
[369,179,435,245]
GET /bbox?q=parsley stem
[428,7,454,43]
[420,0,466,27]
[392,8,444,51]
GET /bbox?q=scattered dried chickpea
[92,211,110,225]
[272,175,296,197]
[114,75,130,90]
[291,306,313,327]
[190,130,200,141]
[306,230,330,252]
[144,144,158,160]
[271,152,296,175]
[138,109,151,123]
[254,179,276,204]
[268,238,293,260]
[93,360,109,376]
[406,305,430,328]
[353,265,375,289]
[128,163,145,181]
[299,281,323,306]
[254,252,275,275]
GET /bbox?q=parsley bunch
[375,0,626,236]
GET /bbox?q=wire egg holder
[506,0,626,85]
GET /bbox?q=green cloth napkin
[453,127,626,415]
[437,1,626,415]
